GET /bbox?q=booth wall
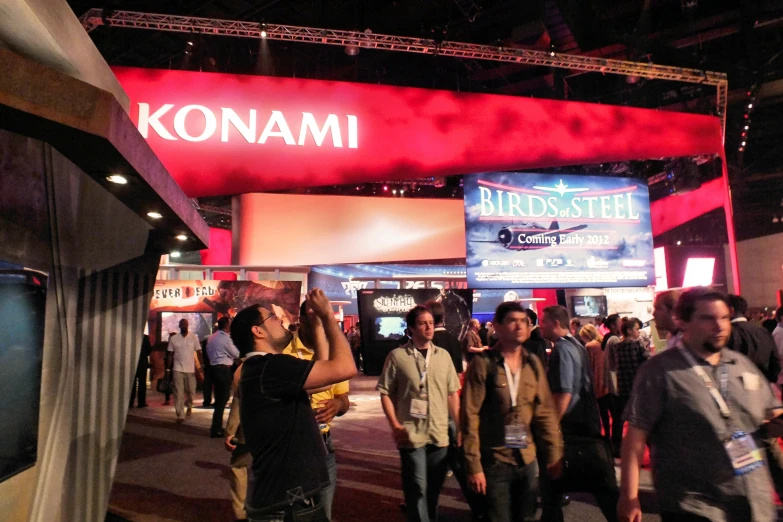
[724,232,783,306]
[234,193,466,266]
[0,130,159,522]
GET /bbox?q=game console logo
[587,256,609,269]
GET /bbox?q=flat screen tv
[373,316,408,342]
[0,269,47,483]
[572,296,608,318]
[160,312,214,342]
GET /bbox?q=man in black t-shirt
[231,289,356,521]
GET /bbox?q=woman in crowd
[613,317,650,452]
[580,324,612,443]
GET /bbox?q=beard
[703,341,722,353]
[270,329,294,351]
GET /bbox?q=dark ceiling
[68,0,783,242]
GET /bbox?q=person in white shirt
[167,319,203,423]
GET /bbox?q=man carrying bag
[540,305,619,522]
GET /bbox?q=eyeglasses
[254,312,278,328]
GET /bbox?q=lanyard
[680,347,731,419]
[413,344,433,392]
[502,361,521,408]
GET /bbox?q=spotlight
[187,41,193,46]
[748,103,753,109]
[170,251,181,258]
[261,30,267,38]
[676,241,682,246]
[383,185,388,191]
[345,43,360,56]
[744,125,749,130]
[147,211,163,219]
[106,174,128,184]
[741,141,746,146]
[392,189,397,194]
[773,216,780,223]
[176,234,188,241]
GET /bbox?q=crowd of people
[148,287,783,522]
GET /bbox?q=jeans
[399,445,449,522]
[485,460,538,522]
[202,360,213,405]
[447,419,486,517]
[612,396,628,454]
[210,364,233,433]
[129,365,148,407]
[318,432,338,520]
[248,498,329,522]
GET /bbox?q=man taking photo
[230,289,356,522]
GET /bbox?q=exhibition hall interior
[1,1,783,521]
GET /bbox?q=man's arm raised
[303,289,357,390]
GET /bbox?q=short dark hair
[231,304,262,357]
[604,314,621,329]
[217,316,231,331]
[570,318,582,328]
[727,294,749,317]
[494,301,527,325]
[524,308,538,326]
[543,305,570,330]
[674,287,729,323]
[622,317,643,337]
[424,300,446,325]
[775,307,783,323]
[405,305,432,330]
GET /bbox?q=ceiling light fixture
[676,241,682,246]
[106,174,128,184]
[748,103,753,109]
[345,43,359,56]
[176,234,188,241]
[170,251,181,258]
[147,211,163,219]
[741,141,746,146]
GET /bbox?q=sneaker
[186,407,192,417]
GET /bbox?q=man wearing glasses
[230,289,356,522]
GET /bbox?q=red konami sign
[113,67,724,198]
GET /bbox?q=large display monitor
[159,312,214,342]
[464,172,655,289]
[571,295,608,317]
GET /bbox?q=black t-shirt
[433,329,464,375]
[239,353,329,514]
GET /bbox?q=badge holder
[410,388,428,420]
[505,407,529,449]
[725,431,764,476]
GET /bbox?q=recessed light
[147,211,163,219]
[170,251,181,258]
[176,234,188,241]
[106,174,128,185]
[676,241,682,246]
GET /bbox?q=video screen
[160,312,214,342]
[0,269,47,483]
[572,296,608,318]
[464,172,655,288]
[373,316,408,342]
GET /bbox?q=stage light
[187,41,193,46]
[392,189,397,194]
[383,185,388,191]
[176,234,188,241]
[676,241,682,245]
[748,103,753,109]
[345,44,360,56]
[170,251,181,258]
[773,216,780,223]
[261,30,267,38]
[106,174,128,184]
[147,211,163,219]
[744,125,749,130]
[741,141,746,146]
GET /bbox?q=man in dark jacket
[728,294,780,382]
[523,309,549,366]
[130,334,151,408]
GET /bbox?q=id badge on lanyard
[503,361,529,449]
[410,347,432,420]
[680,347,764,476]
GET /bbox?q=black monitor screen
[572,296,608,318]
[0,269,47,483]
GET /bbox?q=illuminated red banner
[113,67,724,198]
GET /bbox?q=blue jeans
[317,432,338,520]
[485,460,539,522]
[399,445,449,522]
[247,498,328,522]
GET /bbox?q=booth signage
[464,173,655,289]
[373,294,417,314]
[112,67,723,198]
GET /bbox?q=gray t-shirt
[625,343,781,522]
[548,335,600,435]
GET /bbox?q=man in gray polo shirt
[619,288,783,522]
[377,305,461,522]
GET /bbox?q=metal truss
[80,8,729,137]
